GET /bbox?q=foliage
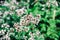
[0,0,60,40]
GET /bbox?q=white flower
[29,32,34,37]
[14,23,23,32]
[52,1,58,6]
[3,2,10,6]
[27,13,33,21]
[1,32,10,40]
[46,1,50,7]
[10,5,16,10]
[28,37,35,40]
[13,23,20,29]
[16,7,26,16]
[1,23,10,28]
[4,11,9,14]
[31,18,36,24]
[55,2,58,6]
[10,0,19,5]
[31,18,40,25]
[3,11,13,17]
[20,18,30,26]
[36,30,40,36]
[20,13,40,25]
[20,19,26,26]
[0,30,5,35]
[10,0,16,5]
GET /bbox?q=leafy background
[0,0,60,40]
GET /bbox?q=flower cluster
[0,29,10,40]
[20,13,41,26]
[28,30,41,40]
[0,0,60,40]
[46,0,58,7]
[16,7,26,16]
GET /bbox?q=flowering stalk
[53,10,56,20]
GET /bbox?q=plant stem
[53,10,56,20]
